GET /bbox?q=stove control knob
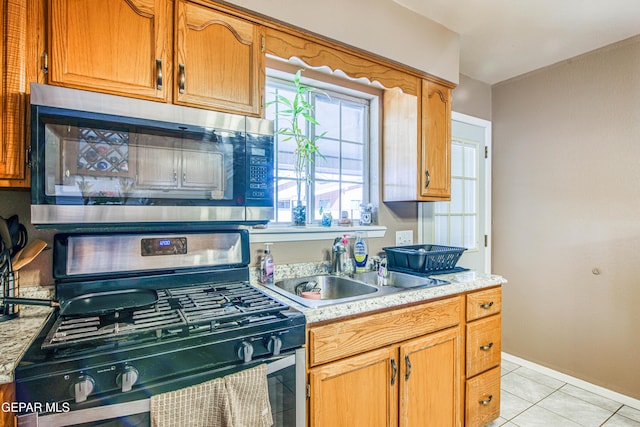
[72,375,95,403]
[237,341,254,363]
[116,366,139,392]
[266,335,282,356]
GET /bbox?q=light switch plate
[395,230,413,246]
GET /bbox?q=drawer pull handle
[178,64,186,94]
[390,358,398,385]
[156,59,163,90]
[479,395,493,405]
[480,342,494,351]
[405,355,412,381]
[480,301,494,309]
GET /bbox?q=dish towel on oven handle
[150,363,273,427]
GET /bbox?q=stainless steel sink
[353,270,450,289]
[265,275,380,307]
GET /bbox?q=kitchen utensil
[2,215,27,256]
[11,239,47,271]
[0,218,12,254]
[1,288,159,317]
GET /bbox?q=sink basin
[354,270,450,289]
[265,275,379,307]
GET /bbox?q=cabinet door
[0,382,16,427]
[181,149,224,192]
[466,366,501,427]
[49,0,171,101]
[0,0,31,187]
[136,146,178,187]
[420,80,451,200]
[399,327,462,427]
[175,0,264,116]
[309,346,398,427]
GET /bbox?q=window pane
[464,145,477,178]
[452,143,463,177]
[464,215,477,249]
[450,178,463,213]
[435,216,448,245]
[434,201,449,214]
[342,182,363,221]
[449,216,463,247]
[464,179,476,214]
[314,180,340,220]
[342,103,365,142]
[342,142,363,183]
[315,95,340,139]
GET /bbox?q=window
[434,139,479,249]
[265,76,370,224]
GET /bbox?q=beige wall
[492,35,640,399]
[452,74,492,121]
[226,0,460,84]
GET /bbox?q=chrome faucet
[330,236,352,276]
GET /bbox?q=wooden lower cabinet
[465,367,501,427]
[309,327,462,427]
[309,346,397,427]
[399,327,461,427]
[307,296,463,427]
[0,382,16,427]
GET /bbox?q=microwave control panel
[246,141,274,204]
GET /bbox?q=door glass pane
[464,215,477,249]
[435,216,448,245]
[450,179,463,213]
[451,143,463,177]
[464,145,477,178]
[449,216,463,247]
[464,180,476,214]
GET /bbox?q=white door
[419,112,492,273]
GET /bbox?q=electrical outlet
[395,230,413,246]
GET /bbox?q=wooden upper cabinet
[1,0,44,188]
[382,78,452,202]
[49,0,171,101]
[420,80,451,200]
[175,0,264,116]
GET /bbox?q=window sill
[248,225,387,243]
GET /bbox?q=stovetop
[43,281,289,351]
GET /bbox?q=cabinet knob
[479,394,493,405]
[479,342,494,351]
[480,301,494,309]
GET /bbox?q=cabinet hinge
[306,383,310,399]
[26,145,32,169]
[484,146,488,159]
[261,36,265,53]
[484,235,488,247]
[41,52,48,74]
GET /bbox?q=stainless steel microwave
[29,84,274,229]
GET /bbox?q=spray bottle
[353,232,368,273]
[260,243,274,284]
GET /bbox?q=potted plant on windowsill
[269,69,326,226]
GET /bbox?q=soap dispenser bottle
[353,232,368,273]
[260,243,274,284]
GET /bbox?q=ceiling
[393,0,640,85]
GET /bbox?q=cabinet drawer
[466,314,501,378]
[466,366,501,427]
[309,296,461,366]
[466,287,501,321]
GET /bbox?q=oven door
[16,348,306,427]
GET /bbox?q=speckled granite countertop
[0,303,52,383]
[252,267,507,324]
[0,267,506,384]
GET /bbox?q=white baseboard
[502,352,640,411]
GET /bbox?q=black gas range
[14,230,306,427]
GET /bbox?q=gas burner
[41,282,288,351]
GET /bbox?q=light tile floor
[487,359,640,427]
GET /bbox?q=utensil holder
[1,251,20,321]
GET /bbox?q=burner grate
[41,282,288,350]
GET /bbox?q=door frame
[418,111,492,273]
